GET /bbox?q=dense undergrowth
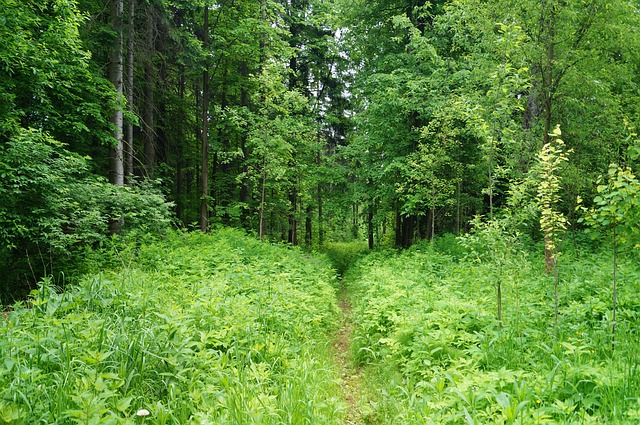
[346,236,640,424]
[0,229,343,424]
[4,229,639,424]
[320,241,369,276]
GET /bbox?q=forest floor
[333,283,365,425]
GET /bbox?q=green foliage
[459,217,521,264]
[426,233,470,261]
[582,163,640,249]
[335,0,640,244]
[321,241,369,276]
[0,129,172,300]
[459,216,526,328]
[0,0,114,148]
[534,125,572,264]
[345,241,640,424]
[578,138,640,351]
[0,229,344,424]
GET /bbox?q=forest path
[333,282,365,425]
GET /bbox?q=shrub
[0,129,172,301]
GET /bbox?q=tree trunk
[544,235,555,273]
[397,215,413,248]
[395,208,402,247]
[176,70,185,221]
[125,0,134,182]
[318,184,324,247]
[543,4,555,147]
[497,277,503,330]
[240,138,249,223]
[200,6,210,233]
[612,226,617,353]
[259,0,267,67]
[430,181,436,240]
[368,204,374,250]
[288,187,298,245]
[194,79,201,220]
[259,169,267,240]
[109,0,125,234]
[456,179,461,236]
[239,61,250,226]
[488,139,494,221]
[143,6,155,177]
[352,204,359,239]
[404,215,413,248]
[109,0,125,188]
[543,7,556,270]
[305,205,313,247]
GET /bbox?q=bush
[0,129,172,301]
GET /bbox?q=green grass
[344,237,640,424]
[0,229,344,424]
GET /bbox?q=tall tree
[109,0,125,188]
[125,0,135,181]
[200,4,210,233]
[143,3,156,177]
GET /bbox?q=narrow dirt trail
[333,284,365,425]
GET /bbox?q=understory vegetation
[345,237,640,424]
[0,229,344,424]
[2,228,640,424]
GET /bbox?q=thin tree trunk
[612,226,617,354]
[352,204,359,239]
[456,179,461,236]
[125,0,134,182]
[200,6,209,233]
[240,138,249,223]
[259,170,267,240]
[488,141,494,221]
[543,13,554,147]
[143,6,155,177]
[395,207,402,247]
[543,8,556,271]
[553,257,559,340]
[497,277,503,330]
[176,71,185,221]
[194,79,201,220]
[260,0,267,64]
[545,235,555,273]
[431,182,435,241]
[318,184,324,247]
[288,186,298,245]
[305,205,313,247]
[368,204,374,250]
[239,62,250,226]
